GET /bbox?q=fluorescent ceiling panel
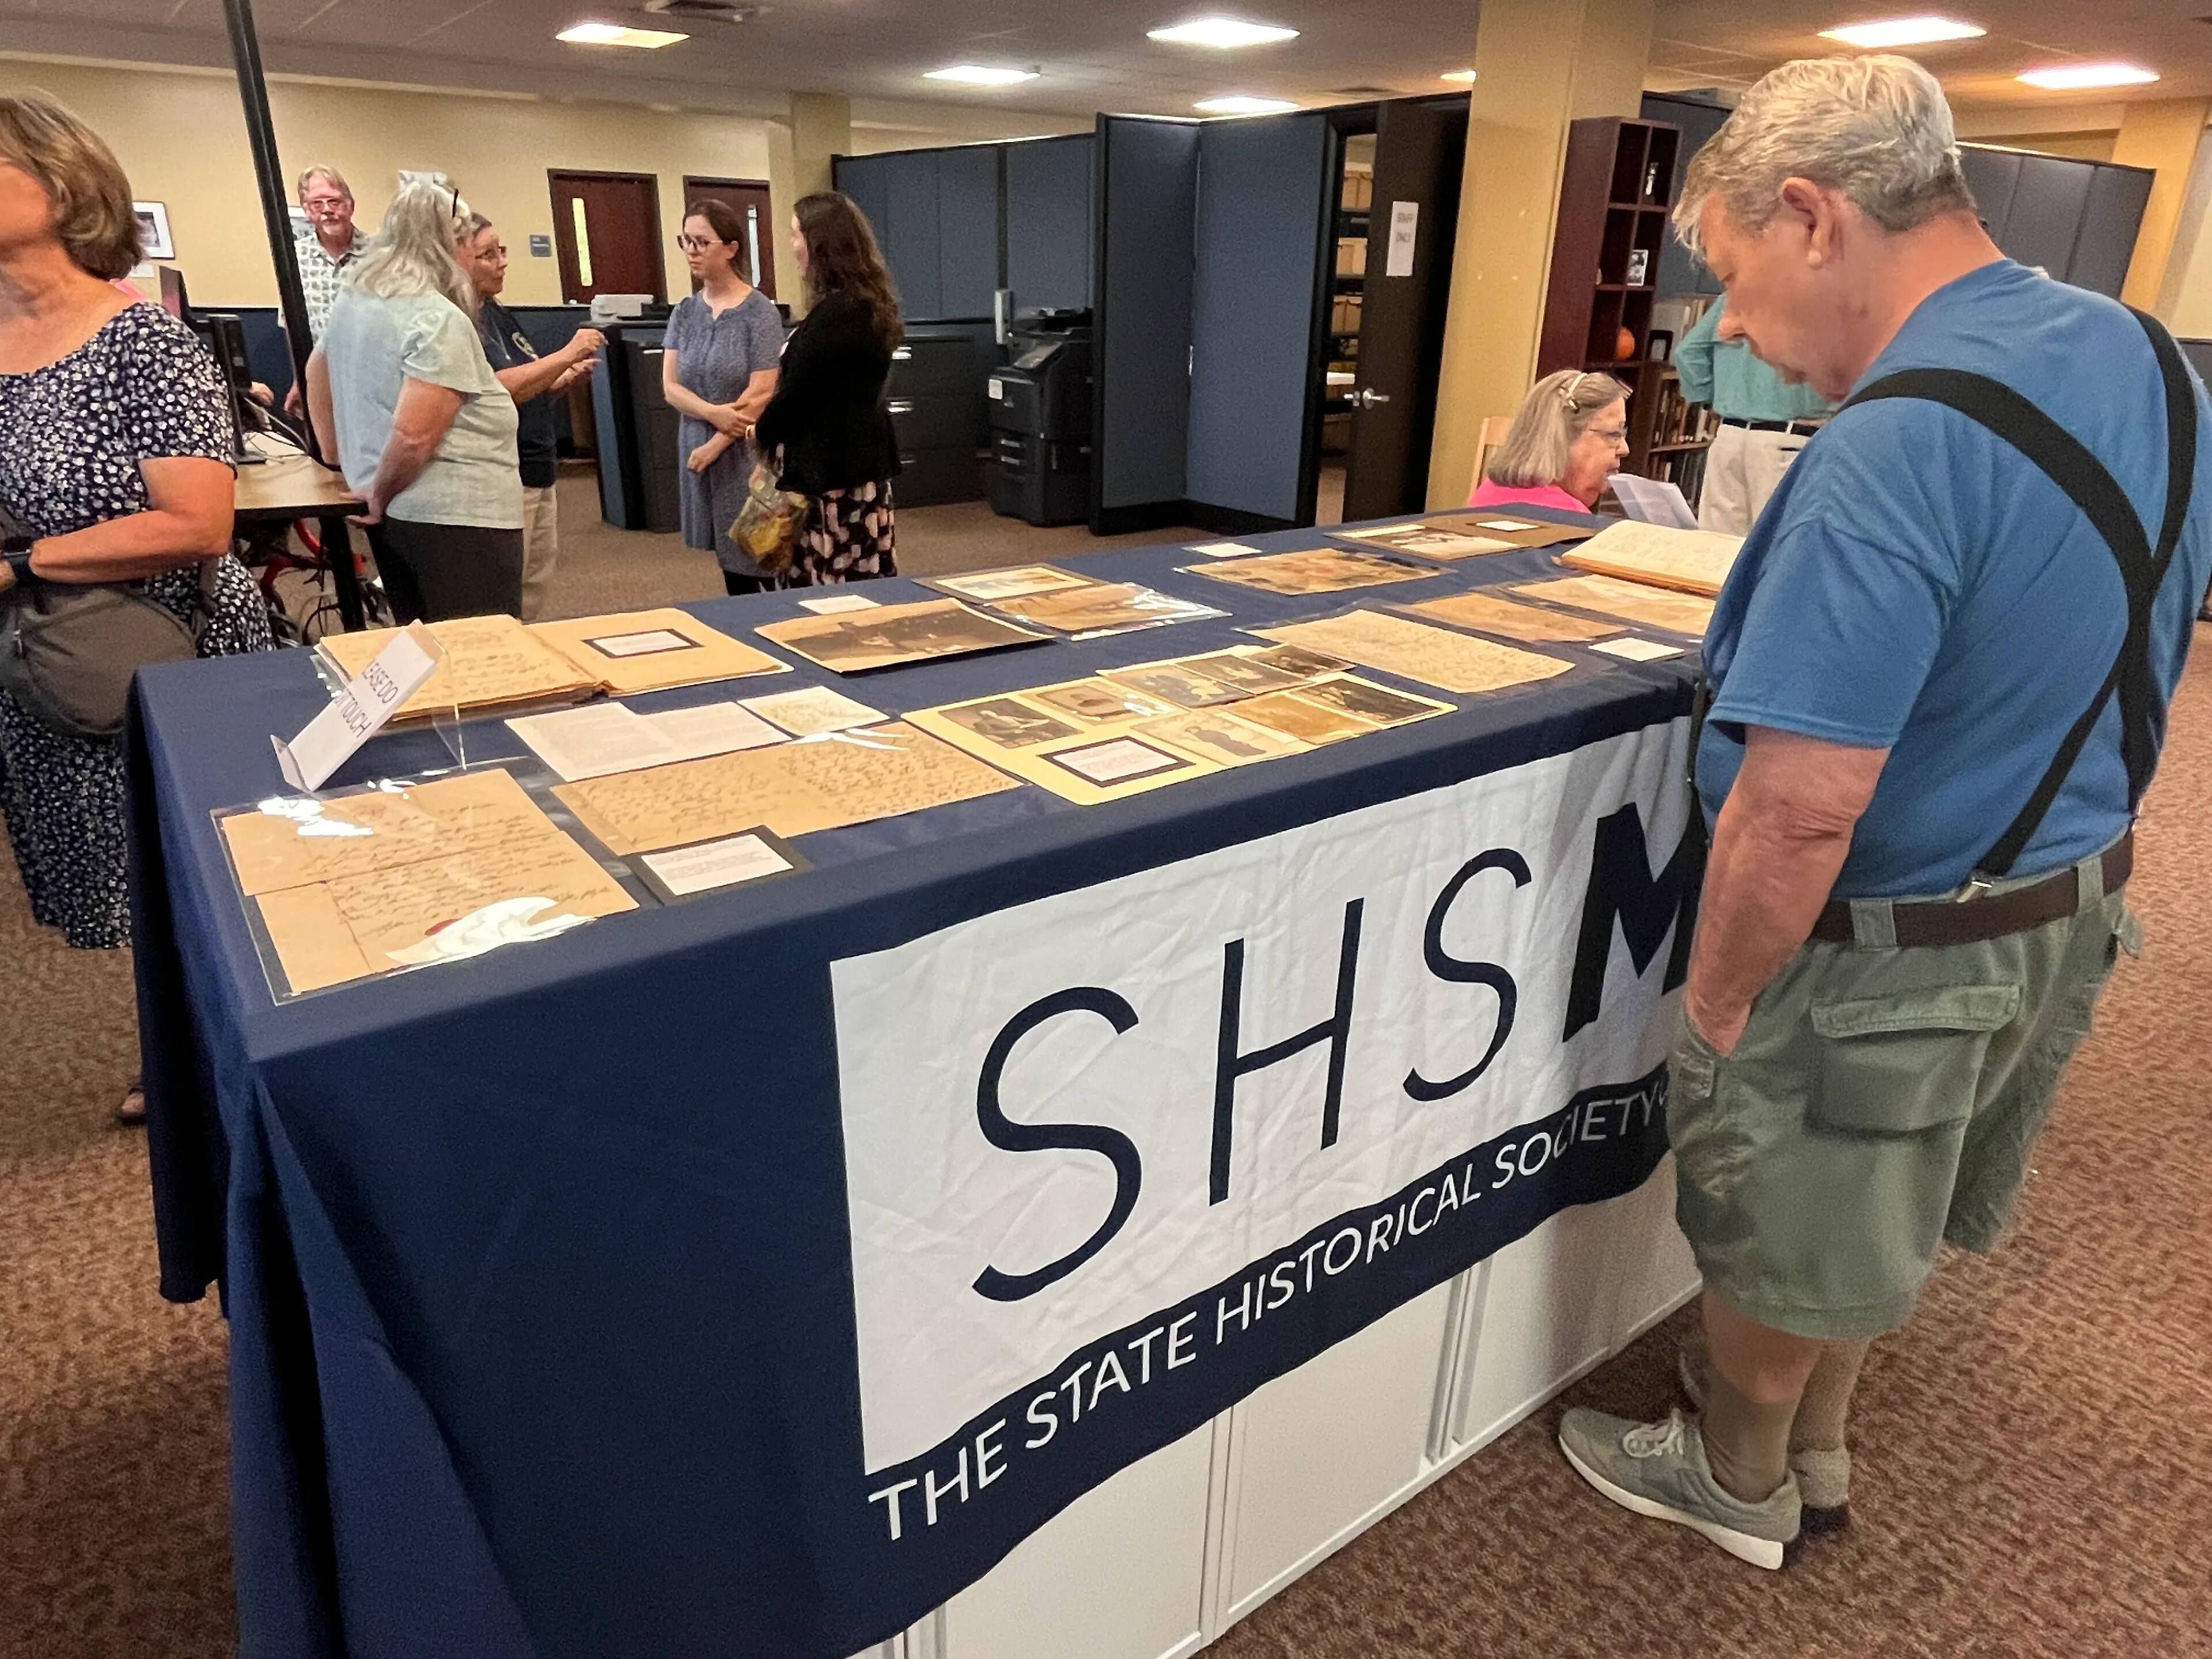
[1149,17,1300,48]
[556,21,688,47]
[1817,16,1985,48]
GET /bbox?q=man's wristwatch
[2,533,37,587]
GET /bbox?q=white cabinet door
[1214,1281,1457,1624]
[937,1422,1215,1659]
[1448,1160,1698,1453]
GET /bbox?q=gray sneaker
[1677,1332,1853,1533]
[1558,1407,1801,1570]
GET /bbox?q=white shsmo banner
[832,716,1693,1476]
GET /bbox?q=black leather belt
[1810,832,2131,947]
[1720,415,1825,435]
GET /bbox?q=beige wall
[9,56,778,306]
[1971,130,2118,163]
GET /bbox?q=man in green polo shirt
[1676,297,1835,535]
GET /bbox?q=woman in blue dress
[658,199,786,593]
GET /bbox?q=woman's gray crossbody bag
[0,501,218,743]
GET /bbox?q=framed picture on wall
[134,202,173,260]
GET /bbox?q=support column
[2111,96,2212,312]
[774,92,852,316]
[1426,0,1656,509]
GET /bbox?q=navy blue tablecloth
[128,514,1696,1658]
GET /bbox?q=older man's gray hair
[1673,55,1975,258]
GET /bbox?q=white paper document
[797,593,882,615]
[740,686,887,736]
[508,699,783,782]
[273,622,442,792]
[640,833,794,896]
[1593,637,1683,661]
[1607,474,1702,531]
[644,700,786,760]
[1188,541,1263,558]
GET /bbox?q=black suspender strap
[1835,306,2196,878]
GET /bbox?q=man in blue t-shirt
[1556,56,2211,1570]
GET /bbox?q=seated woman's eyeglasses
[677,234,732,251]
[1588,425,1631,448]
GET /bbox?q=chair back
[1469,415,1517,498]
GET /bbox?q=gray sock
[1703,1366,1800,1504]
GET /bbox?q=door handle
[887,399,915,415]
[1354,387,1391,409]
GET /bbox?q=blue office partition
[1007,134,1094,312]
[1094,115,1199,518]
[1185,113,1329,522]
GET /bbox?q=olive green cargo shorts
[1668,868,2131,1342]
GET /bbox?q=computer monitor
[185,310,264,464]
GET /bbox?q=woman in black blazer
[752,192,903,584]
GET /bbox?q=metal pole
[220,0,320,455]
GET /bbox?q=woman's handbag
[0,506,217,741]
[729,455,812,577]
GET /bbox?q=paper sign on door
[1385,200,1419,278]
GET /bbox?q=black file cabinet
[887,329,988,506]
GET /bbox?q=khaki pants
[1697,423,1810,537]
[1669,846,2130,1341]
[520,483,559,622]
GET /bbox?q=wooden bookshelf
[1539,116,1698,479]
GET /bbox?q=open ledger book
[1557,518,1744,598]
[316,609,786,722]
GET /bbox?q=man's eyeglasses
[302,196,349,213]
[677,234,733,252]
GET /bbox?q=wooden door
[681,176,777,298]
[548,170,666,304]
[1340,97,1467,521]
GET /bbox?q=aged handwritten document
[319,615,599,720]
[1512,573,1717,635]
[740,685,886,736]
[1557,518,1744,596]
[552,721,1019,853]
[1403,589,1626,643]
[218,768,633,995]
[532,607,788,695]
[1253,611,1571,695]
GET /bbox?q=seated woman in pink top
[1469,369,1632,514]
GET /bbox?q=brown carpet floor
[2,475,2205,1658]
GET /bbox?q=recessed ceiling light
[1440,68,1478,83]
[2016,62,2161,90]
[556,21,688,47]
[1150,17,1300,48]
[1194,94,1298,114]
[924,65,1041,85]
[1817,16,1985,48]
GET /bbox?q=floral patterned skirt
[789,479,896,586]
